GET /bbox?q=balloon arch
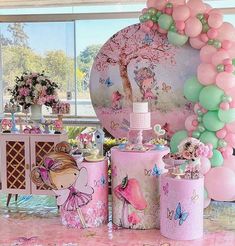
[139,0,235,203]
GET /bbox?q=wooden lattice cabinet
[0,133,67,197]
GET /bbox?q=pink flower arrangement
[76,133,93,146]
[128,212,141,226]
[1,119,12,131]
[54,120,63,131]
[9,72,59,110]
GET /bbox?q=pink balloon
[197,63,217,85]
[207,28,218,39]
[217,22,235,42]
[208,13,223,29]
[223,155,235,173]
[147,0,167,10]
[172,5,190,21]
[189,37,205,49]
[225,64,234,73]
[220,102,230,111]
[222,40,232,50]
[225,133,235,147]
[200,157,211,175]
[142,8,148,14]
[205,167,235,201]
[204,198,211,208]
[205,3,212,13]
[216,72,235,90]
[200,45,217,63]
[146,20,154,28]
[175,20,185,31]
[200,33,208,43]
[226,121,235,133]
[185,17,202,37]
[170,0,186,6]
[187,0,206,16]
[224,86,235,100]
[216,128,227,139]
[227,42,235,57]
[158,27,167,34]
[221,145,233,159]
[211,50,230,66]
[185,114,198,131]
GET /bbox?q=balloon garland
[139,0,235,202]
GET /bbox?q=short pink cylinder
[160,174,204,240]
[60,159,108,228]
[112,147,169,229]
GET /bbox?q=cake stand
[129,127,152,147]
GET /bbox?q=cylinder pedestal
[160,174,204,240]
[111,147,169,229]
[60,159,108,228]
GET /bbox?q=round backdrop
[90,23,200,139]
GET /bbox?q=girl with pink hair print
[134,67,158,101]
[31,143,94,228]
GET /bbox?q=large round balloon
[90,24,200,138]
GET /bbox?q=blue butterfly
[100,175,107,187]
[174,203,189,226]
[105,77,113,87]
[152,164,161,177]
[143,34,153,45]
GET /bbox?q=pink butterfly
[53,167,94,207]
[163,183,169,195]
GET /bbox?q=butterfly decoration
[191,189,199,203]
[99,77,114,87]
[94,175,107,188]
[120,118,130,132]
[167,208,174,220]
[144,169,152,176]
[111,121,119,130]
[15,236,38,243]
[162,82,172,93]
[163,183,169,195]
[154,124,166,136]
[174,202,189,226]
[142,33,153,45]
[152,164,162,177]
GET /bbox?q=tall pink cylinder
[60,159,108,228]
[111,147,169,229]
[160,174,204,240]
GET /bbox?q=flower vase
[31,104,42,121]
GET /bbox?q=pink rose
[19,87,30,97]
[128,212,141,226]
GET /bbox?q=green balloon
[167,31,188,46]
[200,131,218,148]
[170,130,188,153]
[139,15,145,23]
[203,111,225,131]
[143,13,151,21]
[192,130,201,139]
[148,7,157,16]
[218,109,235,123]
[218,139,227,148]
[184,76,204,102]
[158,14,173,30]
[210,149,224,167]
[199,85,224,110]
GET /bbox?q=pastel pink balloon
[227,42,235,57]
[216,128,227,139]
[147,0,167,10]
[158,27,167,34]
[221,145,233,159]
[223,58,232,65]
[224,86,235,100]
[204,198,211,208]
[200,33,208,43]
[217,22,235,42]
[200,45,217,63]
[142,8,148,14]
[208,13,223,29]
[189,37,205,49]
[197,63,217,85]
[205,3,212,13]
[207,28,218,39]
[187,0,206,16]
[216,72,235,90]
[170,0,185,6]
[172,5,190,21]
[200,157,211,175]
[146,20,154,28]
[226,121,235,134]
[222,40,232,50]
[185,17,202,37]
[211,50,230,66]
[223,155,235,173]
[225,133,235,147]
[225,64,234,73]
[185,114,198,131]
[175,20,185,31]
[220,102,230,111]
[205,167,235,201]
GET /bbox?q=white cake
[130,102,151,129]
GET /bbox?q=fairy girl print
[134,67,157,101]
[31,142,94,228]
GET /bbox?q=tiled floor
[0,194,235,246]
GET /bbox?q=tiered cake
[130,102,151,130]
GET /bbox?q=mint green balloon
[218,109,235,123]
[199,85,224,110]
[158,14,173,30]
[167,31,188,46]
[203,111,225,131]
[210,149,224,167]
[192,130,201,139]
[170,130,188,153]
[200,131,218,148]
[184,76,204,102]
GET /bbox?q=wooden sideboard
[0,133,67,205]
